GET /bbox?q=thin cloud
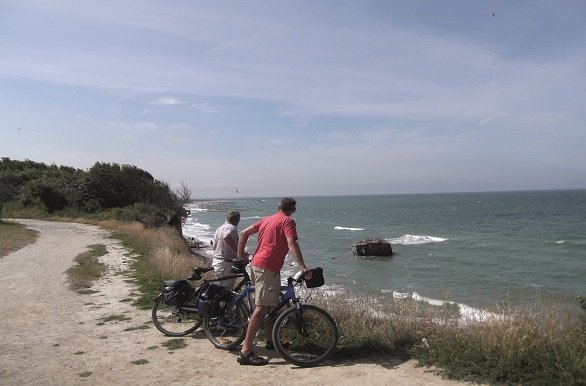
[192,103,226,114]
[149,97,185,106]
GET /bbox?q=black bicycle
[202,262,255,349]
[151,266,212,336]
[151,265,252,337]
[204,265,339,367]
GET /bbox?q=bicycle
[151,266,250,337]
[202,261,255,348]
[204,264,339,367]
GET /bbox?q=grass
[96,220,211,309]
[0,220,40,257]
[1,200,50,219]
[413,305,585,385]
[100,314,132,323]
[314,292,586,385]
[161,338,187,351]
[130,359,149,365]
[124,324,150,331]
[65,244,108,292]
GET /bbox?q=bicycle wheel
[152,296,202,337]
[203,295,248,350]
[272,304,338,367]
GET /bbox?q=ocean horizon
[182,189,586,319]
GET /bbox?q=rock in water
[352,239,393,257]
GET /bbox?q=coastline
[0,219,477,385]
[182,193,586,311]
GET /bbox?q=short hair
[278,197,297,213]
[226,211,240,223]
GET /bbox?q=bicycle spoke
[204,298,248,350]
[152,298,202,336]
[273,305,338,367]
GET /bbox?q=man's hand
[238,252,250,262]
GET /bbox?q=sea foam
[393,291,504,325]
[334,226,364,231]
[390,234,447,245]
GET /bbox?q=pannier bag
[197,283,232,318]
[162,280,195,306]
[305,267,325,288]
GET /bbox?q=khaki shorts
[212,259,236,288]
[251,266,280,307]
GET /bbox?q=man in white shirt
[212,211,244,287]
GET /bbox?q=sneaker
[265,340,292,350]
[237,351,269,366]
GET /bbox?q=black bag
[305,267,325,288]
[162,280,195,306]
[197,283,232,317]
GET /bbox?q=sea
[182,190,586,320]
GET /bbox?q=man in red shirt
[236,197,310,366]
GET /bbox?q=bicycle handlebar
[187,266,214,281]
[291,269,313,283]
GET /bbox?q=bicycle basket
[162,280,195,306]
[305,267,325,288]
[197,283,231,317]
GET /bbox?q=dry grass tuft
[66,244,107,291]
[0,221,40,257]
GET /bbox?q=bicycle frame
[268,277,300,318]
[202,267,337,366]
[233,276,302,328]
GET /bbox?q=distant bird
[492,13,495,17]
[235,187,239,194]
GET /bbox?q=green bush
[411,305,586,385]
[1,158,186,225]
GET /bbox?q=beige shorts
[212,259,236,288]
[251,266,280,307]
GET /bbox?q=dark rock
[187,237,204,248]
[352,239,393,257]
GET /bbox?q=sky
[1,1,585,198]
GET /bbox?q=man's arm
[237,226,257,261]
[287,237,308,272]
[223,234,237,256]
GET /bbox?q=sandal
[265,340,292,350]
[237,351,269,366]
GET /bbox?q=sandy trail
[0,219,471,385]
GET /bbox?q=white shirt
[212,222,238,261]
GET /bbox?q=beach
[0,219,477,386]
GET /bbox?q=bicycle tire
[272,304,338,367]
[203,295,248,350]
[152,296,202,336]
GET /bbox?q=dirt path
[0,219,472,386]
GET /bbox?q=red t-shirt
[251,211,298,273]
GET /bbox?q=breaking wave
[390,234,447,245]
[334,226,364,231]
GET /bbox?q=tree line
[0,157,190,229]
